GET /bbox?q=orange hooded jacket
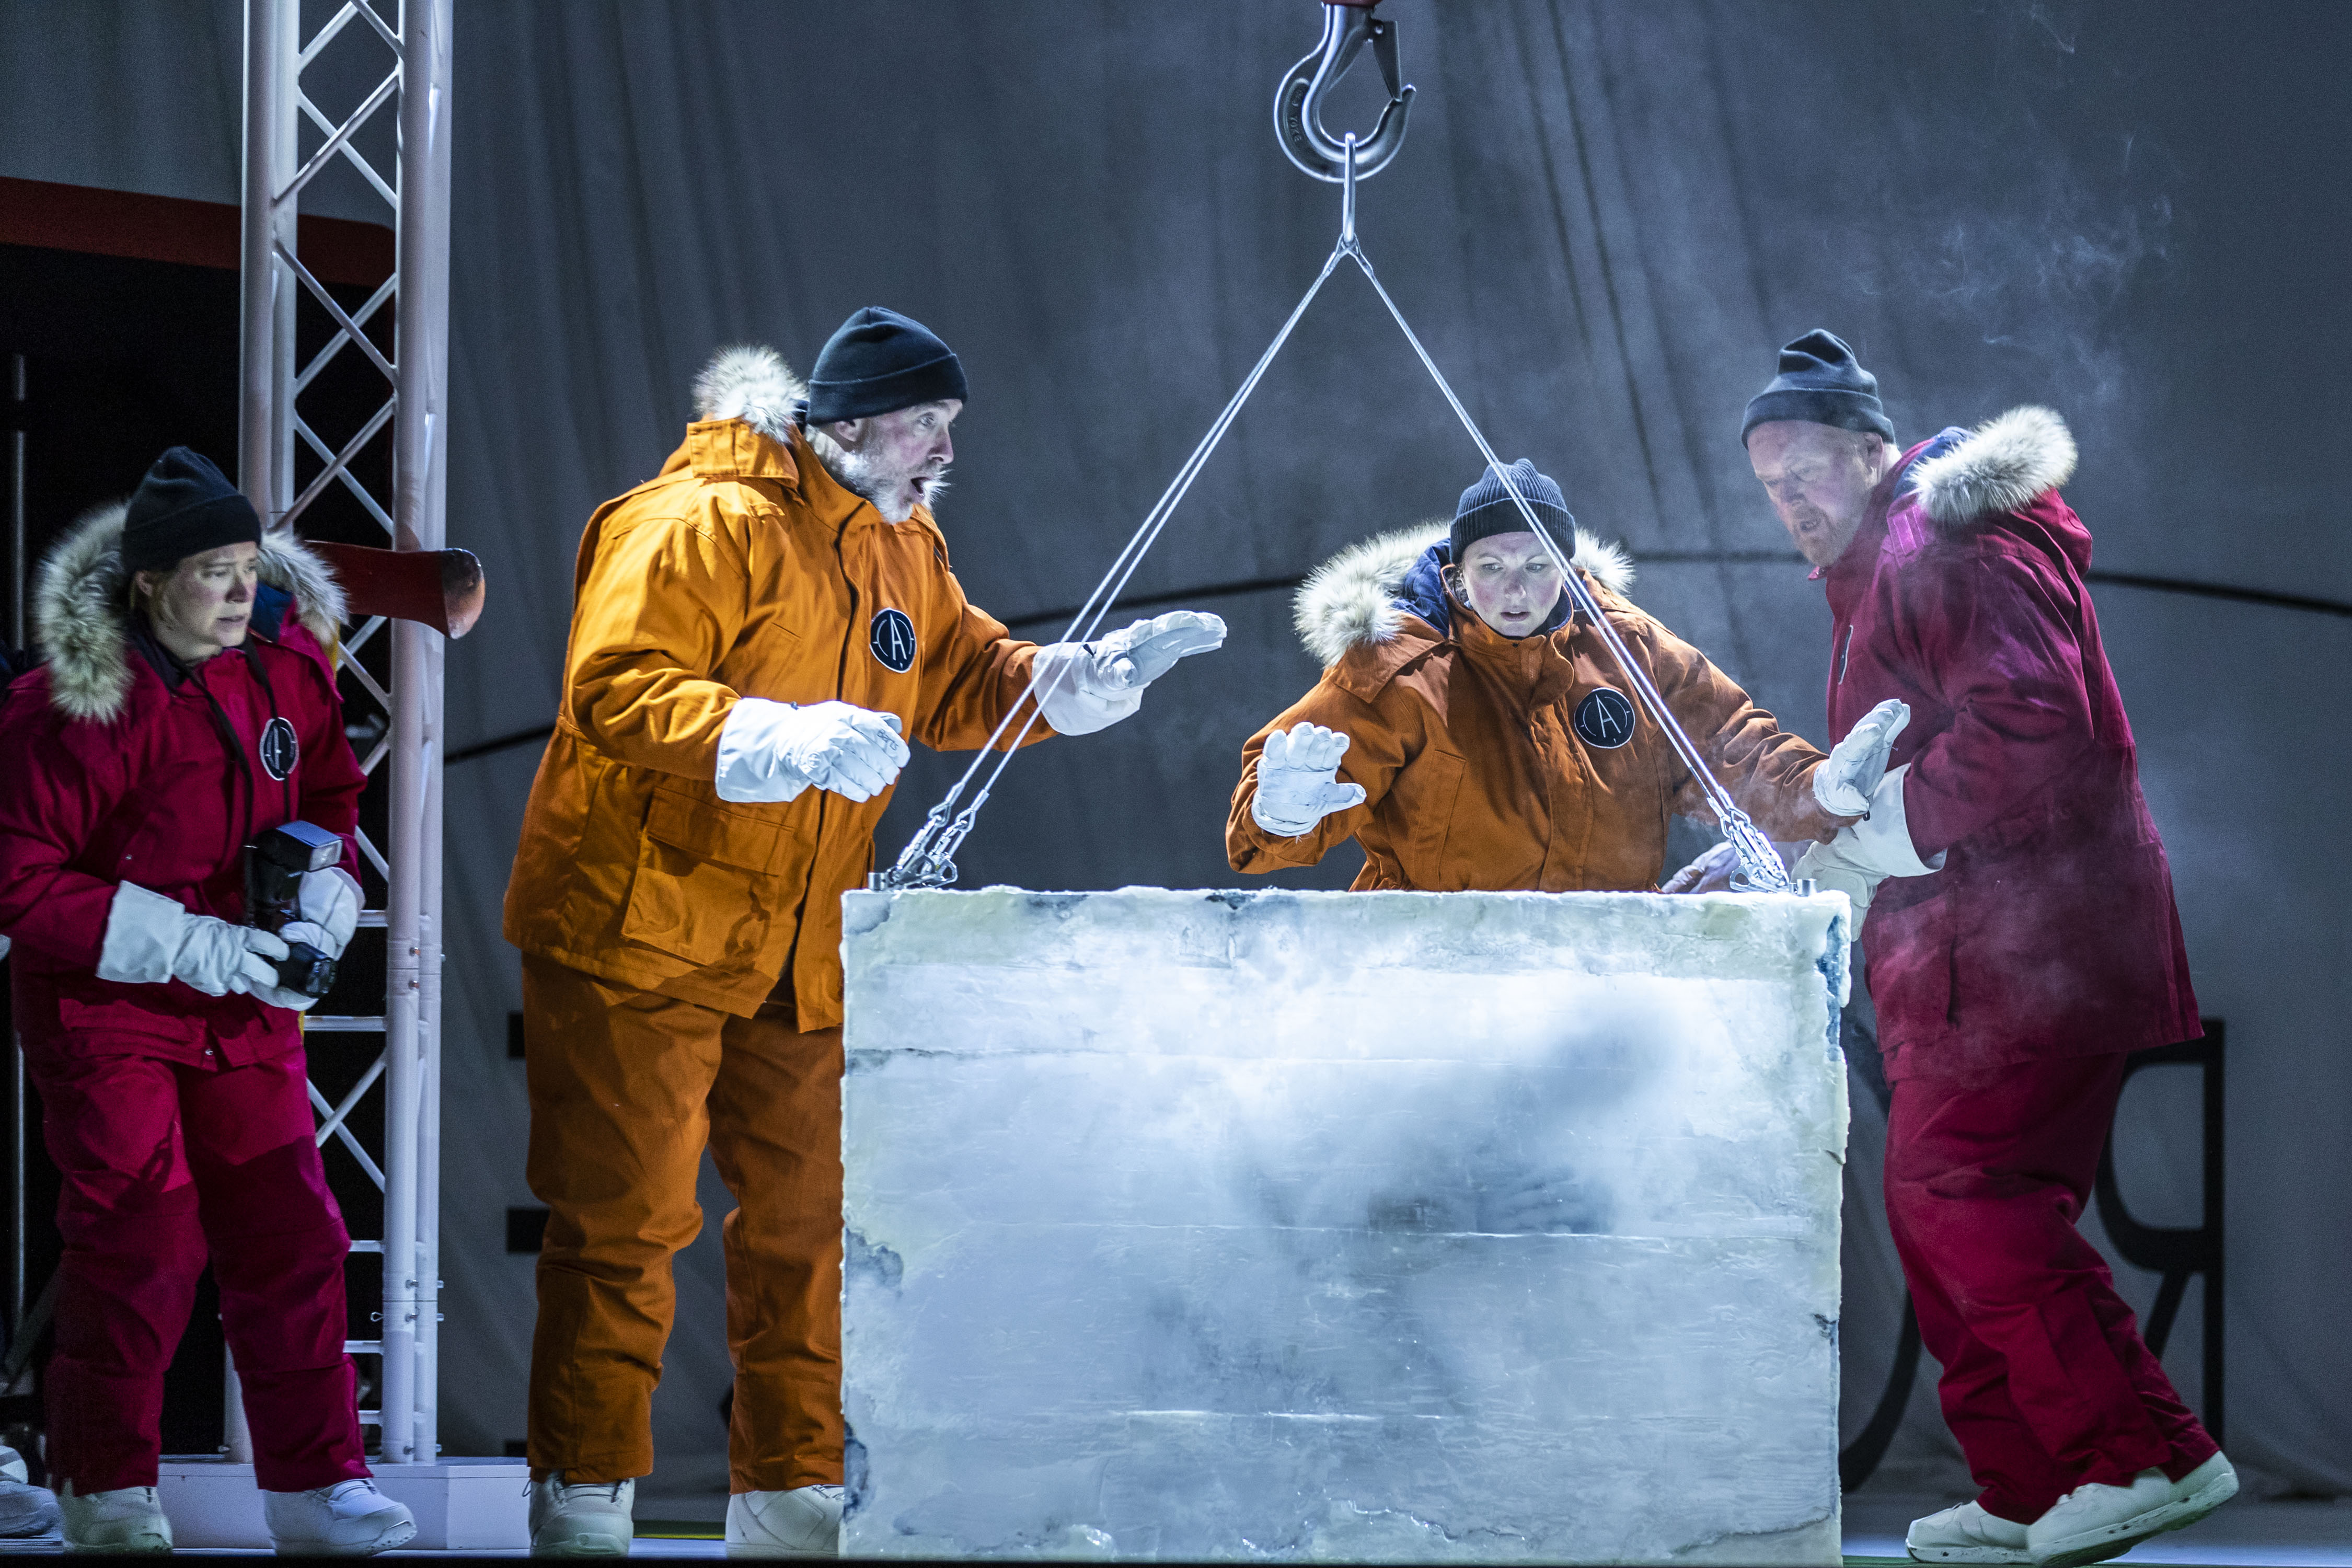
[1227,525,1840,891]
[504,348,1045,1025]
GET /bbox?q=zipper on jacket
[778,514,863,1005]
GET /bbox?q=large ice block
[841,887,1850,1563]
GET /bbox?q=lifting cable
[879,0,1791,894]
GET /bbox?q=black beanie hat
[803,306,969,424]
[120,447,262,575]
[1451,458,1573,563]
[1740,329,1894,446]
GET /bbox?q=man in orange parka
[504,309,1223,1558]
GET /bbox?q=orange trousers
[521,954,842,1493]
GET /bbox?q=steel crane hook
[1275,0,1415,183]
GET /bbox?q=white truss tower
[236,0,452,1466]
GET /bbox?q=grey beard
[806,429,947,524]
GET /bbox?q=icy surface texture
[841,888,1851,1563]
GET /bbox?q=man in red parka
[1742,333,2234,1568]
[0,449,413,1555]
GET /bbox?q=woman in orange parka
[1228,460,1872,890]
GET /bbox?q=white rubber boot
[1906,1499,2031,1564]
[725,1485,843,1558]
[263,1478,418,1556]
[529,1474,635,1558]
[2028,1452,2239,1568]
[0,1444,61,1546]
[57,1483,171,1555]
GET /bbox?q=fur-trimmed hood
[1294,521,1636,667]
[693,345,808,447]
[1909,405,2077,528]
[32,501,347,722]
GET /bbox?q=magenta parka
[1824,407,2199,1079]
[0,504,365,1068]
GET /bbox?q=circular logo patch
[1572,687,1638,750]
[258,716,301,781]
[869,608,917,674]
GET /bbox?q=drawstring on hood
[126,620,298,874]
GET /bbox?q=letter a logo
[1573,687,1636,750]
[258,716,301,780]
[869,608,917,674]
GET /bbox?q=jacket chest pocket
[723,618,804,702]
[109,753,238,883]
[619,791,790,967]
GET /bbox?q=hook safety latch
[1275,0,1415,183]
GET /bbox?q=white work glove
[1663,840,1741,894]
[1793,763,1947,927]
[277,864,363,961]
[714,698,909,804]
[95,882,287,998]
[244,974,323,1013]
[1031,610,1229,737]
[1814,698,1910,818]
[1249,723,1368,836]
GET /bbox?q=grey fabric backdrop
[5,0,2346,1511]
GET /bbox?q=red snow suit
[0,506,369,1493]
[1885,1054,2216,1522]
[1822,410,2199,1079]
[1818,408,2215,1519]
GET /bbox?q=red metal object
[308,540,484,639]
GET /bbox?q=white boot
[57,1483,171,1554]
[2028,1452,2239,1568]
[0,1444,60,1544]
[725,1485,843,1558]
[263,1478,418,1556]
[1906,1500,2030,1564]
[529,1474,635,1558]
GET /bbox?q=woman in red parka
[0,449,413,1555]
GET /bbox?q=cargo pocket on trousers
[619,791,785,967]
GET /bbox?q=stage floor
[141,1495,2352,1563]
[1840,1495,2352,1568]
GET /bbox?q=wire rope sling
[877,0,1793,896]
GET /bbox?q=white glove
[278,864,363,960]
[1814,699,1910,818]
[1249,723,1368,836]
[243,973,324,1014]
[1793,763,1946,926]
[714,698,909,804]
[1662,840,1741,894]
[1031,610,1229,737]
[1089,610,1228,688]
[95,882,287,998]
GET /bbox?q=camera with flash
[245,821,343,999]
